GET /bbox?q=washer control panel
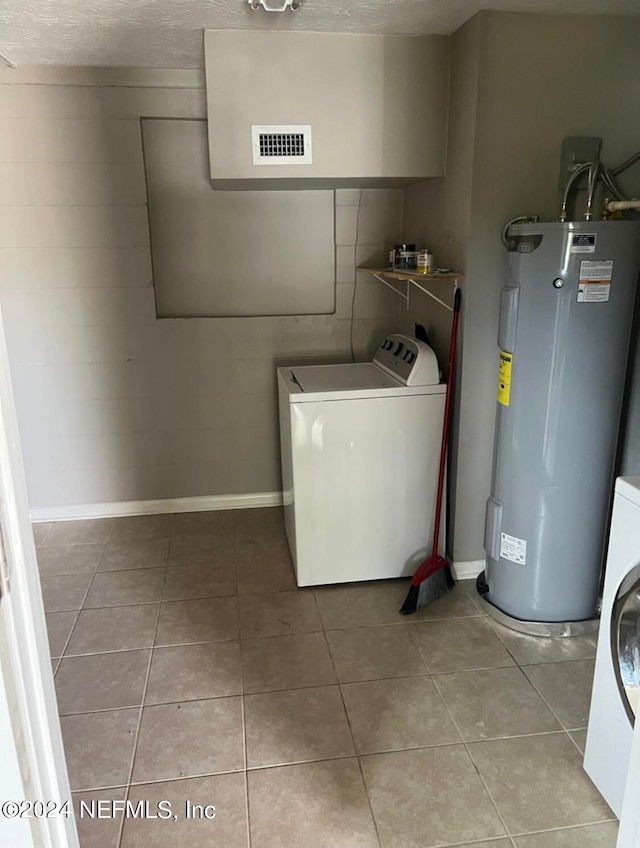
[373,334,440,386]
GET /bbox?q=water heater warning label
[497,351,512,406]
[500,532,527,565]
[577,260,613,303]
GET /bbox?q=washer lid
[292,363,400,393]
[616,477,640,508]
[277,363,446,402]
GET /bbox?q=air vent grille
[259,132,305,158]
[252,124,312,165]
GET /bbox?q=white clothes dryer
[584,476,640,817]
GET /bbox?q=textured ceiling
[1,0,640,69]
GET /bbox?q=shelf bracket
[371,273,409,302]
[408,278,456,313]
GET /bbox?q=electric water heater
[481,220,640,625]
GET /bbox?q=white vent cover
[251,125,312,166]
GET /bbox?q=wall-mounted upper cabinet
[204,30,450,189]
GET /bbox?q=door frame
[0,303,77,848]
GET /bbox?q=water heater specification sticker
[577,260,613,303]
[570,233,596,253]
[500,532,527,565]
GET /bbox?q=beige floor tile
[514,822,619,847]
[409,617,516,672]
[435,667,561,741]
[248,758,379,848]
[523,660,595,729]
[44,519,112,547]
[145,642,242,704]
[457,578,480,597]
[457,842,512,847]
[236,543,296,595]
[99,538,170,571]
[45,610,78,657]
[245,685,354,768]
[326,624,427,682]
[132,697,244,782]
[84,568,166,608]
[155,597,239,646]
[570,729,587,753]
[411,581,485,620]
[33,521,53,547]
[108,514,174,541]
[242,632,337,694]
[60,708,139,790]
[38,544,103,576]
[238,590,321,638]
[315,580,411,629]
[234,506,284,540]
[490,620,597,665]
[169,532,234,565]
[468,733,613,834]
[342,676,460,754]
[121,774,248,848]
[41,573,93,612]
[235,534,288,560]
[72,787,127,848]
[172,510,235,536]
[163,563,237,601]
[55,649,150,714]
[361,746,506,848]
[66,605,159,655]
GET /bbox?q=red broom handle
[430,286,462,555]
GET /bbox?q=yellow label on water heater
[497,350,513,406]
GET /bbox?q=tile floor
[36,508,617,848]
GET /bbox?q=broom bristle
[400,564,454,616]
[416,567,450,609]
[399,583,420,615]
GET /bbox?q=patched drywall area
[0,70,403,510]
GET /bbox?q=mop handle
[430,287,462,553]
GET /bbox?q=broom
[400,286,462,615]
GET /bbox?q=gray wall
[402,15,482,561]
[404,11,640,563]
[0,68,403,510]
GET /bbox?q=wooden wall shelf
[357,267,463,312]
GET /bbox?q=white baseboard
[452,559,484,581]
[30,491,283,523]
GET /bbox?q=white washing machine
[584,476,640,818]
[277,334,446,587]
[617,709,640,848]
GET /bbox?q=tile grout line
[235,501,252,848]
[320,627,383,848]
[53,533,111,671]
[509,818,619,839]
[429,673,518,847]
[117,566,166,848]
[518,665,586,734]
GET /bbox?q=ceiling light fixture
[248,0,302,11]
